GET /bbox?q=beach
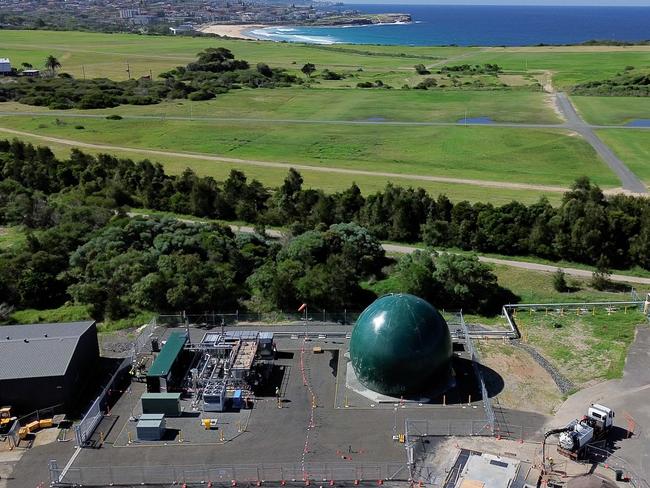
[199,24,267,40]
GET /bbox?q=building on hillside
[0,321,100,413]
[0,58,12,75]
[169,24,195,35]
[21,69,40,77]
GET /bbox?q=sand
[198,24,268,40]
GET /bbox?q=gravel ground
[512,340,576,395]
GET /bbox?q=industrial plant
[1,294,648,488]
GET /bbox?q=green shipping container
[141,392,181,416]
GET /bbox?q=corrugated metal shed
[147,332,187,377]
[0,321,96,380]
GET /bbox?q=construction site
[2,293,650,488]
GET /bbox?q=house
[0,58,12,75]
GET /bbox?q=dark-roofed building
[0,321,99,413]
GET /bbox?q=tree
[553,268,568,293]
[44,55,61,75]
[21,62,33,69]
[301,63,316,78]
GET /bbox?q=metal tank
[349,293,452,396]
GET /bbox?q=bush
[414,64,430,75]
[188,90,215,101]
[106,114,122,120]
[553,269,568,292]
[74,125,85,130]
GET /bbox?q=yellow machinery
[17,418,54,440]
[202,418,219,430]
[0,406,16,427]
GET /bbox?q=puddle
[365,117,387,122]
[457,116,495,124]
[626,119,650,128]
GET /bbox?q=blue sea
[247,5,650,46]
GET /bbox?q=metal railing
[458,312,495,433]
[50,462,408,486]
[586,444,650,488]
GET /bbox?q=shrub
[552,269,568,292]
[106,114,123,120]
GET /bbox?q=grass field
[0,130,560,204]
[2,30,650,202]
[0,87,561,124]
[0,30,648,86]
[0,115,617,187]
[597,129,650,184]
[573,96,650,126]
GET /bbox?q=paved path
[555,92,647,194]
[382,243,650,286]
[0,127,571,193]
[1,110,649,130]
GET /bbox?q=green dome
[349,294,452,396]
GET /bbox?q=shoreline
[198,24,268,40]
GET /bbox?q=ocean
[247,4,650,46]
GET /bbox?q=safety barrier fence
[586,445,650,488]
[49,462,408,486]
[74,356,131,447]
[2,419,19,448]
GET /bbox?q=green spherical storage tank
[349,293,452,397]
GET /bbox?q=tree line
[0,48,300,109]
[2,138,650,275]
[0,138,509,321]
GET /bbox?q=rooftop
[0,321,96,380]
[147,331,187,377]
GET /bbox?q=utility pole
[81,65,86,80]
[126,61,131,80]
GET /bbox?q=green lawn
[0,87,561,124]
[572,96,650,126]
[597,129,650,184]
[516,310,645,385]
[0,116,617,187]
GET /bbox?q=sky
[345,1,650,5]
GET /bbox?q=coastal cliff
[309,13,412,27]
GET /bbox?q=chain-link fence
[157,310,363,327]
[50,462,409,486]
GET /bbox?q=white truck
[557,404,615,460]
